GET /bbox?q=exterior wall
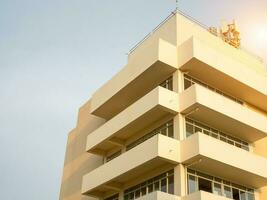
[59,101,105,200]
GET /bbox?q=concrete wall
[59,101,105,200]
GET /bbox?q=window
[184,74,243,105]
[185,118,250,151]
[124,170,174,200]
[106,150,122,162]
[187,169,255,200]
[198,178,212,193]
[168,175,174,194]
[233,188,240,200]
[126,120,173,151]
[213,182,222,195]
[160,77,173,91]
[247,193,255,200]
[240,190,246,200]
[186,123,194,137]
[224,185,232,198]
[104,194,119,200]
[188,175,197,194]
[161,178,167,192]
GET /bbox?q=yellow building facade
[59,11,267,200]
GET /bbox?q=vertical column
[118,190,124,200]
[258,186,267,200]
[173,53,187,197]
[174,164,187,197]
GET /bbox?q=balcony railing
[128,9,263,63]
[185,118,249,151]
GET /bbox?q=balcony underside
[91,39,178,119]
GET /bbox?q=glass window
[126,121,173,151]
[148,183,153,193]
[198,178,212,193]
[161,178,167,192]
[154,181,160,191]
[141,187,146,196]
[187,168,255,200]
[232,188,240,200]
[213,182,222,195]
[185,118,249,151]
[184,78,192,89]
[104,194,119,200]
[194,126,202,133]
[247,193,255,200]
[240,190,246,200]
[134,190,140,199]
[168,175,174,194]
[129,193,134,200]
[188,175,197,194]
[160,77,173,91]
[186,123,194,137]
[168,124,174,138]
[183,75,243,105]
[203,130,210,135]
[224,186,232,198]
[241,145,249,151]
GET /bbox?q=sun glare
[258,28,267,39]
[256,27,267,43]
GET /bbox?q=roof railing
[127,9,263,63]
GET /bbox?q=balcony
[181,132,267,188]
[82,135,180,197]
[86,87,178,155]
[183,191,231,200]
[90,38,178,119]
[178,37,267,112]
[179,84,267,142]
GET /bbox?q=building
[59,10,267,200]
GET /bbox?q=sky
[0,1,266,200]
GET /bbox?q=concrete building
[59,10,267,200]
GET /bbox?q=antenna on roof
[175,0,179,11]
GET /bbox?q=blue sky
[0,1,266,200]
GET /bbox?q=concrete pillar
[174,164,187,197]
[118,190,124,200]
